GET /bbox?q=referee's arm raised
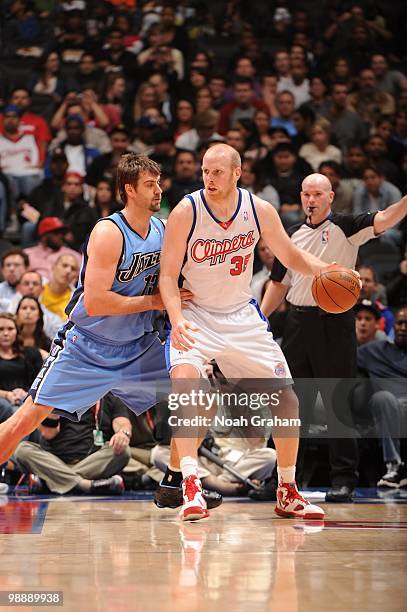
[255,195,330,277]
[373,194,407,234]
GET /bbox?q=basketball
[312,266,361,313]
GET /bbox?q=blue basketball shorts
[29,322,168,421]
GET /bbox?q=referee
[261,173,407,502]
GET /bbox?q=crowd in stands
[0,0,406,496]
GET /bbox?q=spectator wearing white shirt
[0,106,42,198]
[0,249,29,301]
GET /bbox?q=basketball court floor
[0,489,406,612]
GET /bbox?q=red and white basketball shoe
[275,482,325,520]
[179,475,209,521]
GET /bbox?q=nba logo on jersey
[243,211,248,221]
[322,228,329,243]
[274,362,286,377]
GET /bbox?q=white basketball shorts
[165,299,292,380]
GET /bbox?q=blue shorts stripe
[250,298,270,330]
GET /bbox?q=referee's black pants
[281,307,359,490]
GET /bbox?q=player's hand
[109,431,130,455]
[171,316,198,351]
[151,289,193,311]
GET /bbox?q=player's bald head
[302,173,333,192]
[203,143,241,170]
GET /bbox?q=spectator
[393,111,407,148]
[261,142,312,205]
[343,143,367,180]
[49,115,101,178]
[175,110,222,152]
[259,73,278,118]
[364,134,402,190]
[253,109,273,150]
[271,91,297,137]
[322,82,367,150]
[386,243,407,309]
[355,299,388,345]
[132,84,158,124]
[319,161,354,214]
[305,76,329,118]
[138,29,184,82]
[24,217,81,280]
[277,63,310,108]
[292,105,315,152]
[238,159,280,210]
[0,313,43,417]
[97,28,137,80]
[330,56,355,91]
[347,68,395,131]
[6,270,64,341]
[370,54,405,97]
[195,87,214,115]
[358,264,395,337]
[86,127,132,187]
[50,94,111,154]
[148,72,175,123]
[91,179,121,218]
[41,255,79,321]
[67,52,102,92]
[224,128,246,156]
[29,51,65,103]
[165,150,202,211]
[357,307,407,489]
[54,7,88,64]
[16,296,51,358]
[172,99,195,140]
[0,105,42,199]
[218,77,269,135]
[13,392,132,495]
[101,73,128,129]
[208,74,227,110]
[149,129,176,177]
[0,88,52,164]
[353,165,402,217]
[299,118,342,171]
[0,249,29,301]
[374,117,406,166]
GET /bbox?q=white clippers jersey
[181,188,260,313]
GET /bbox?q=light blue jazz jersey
[66,212,165,344]
[29,212,168,420]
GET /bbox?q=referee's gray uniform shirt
[271,212,377,306]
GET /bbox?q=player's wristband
[42,417,60,428]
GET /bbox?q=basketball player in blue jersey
[0,155,196,475]
[159,143,336,521]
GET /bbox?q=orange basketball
[312,266,361,314]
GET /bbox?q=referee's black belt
[288,304,352,316]
[288,304,319,312]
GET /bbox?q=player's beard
[149,199,161,212]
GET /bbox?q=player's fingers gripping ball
[312,265,361,313]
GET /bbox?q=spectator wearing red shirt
[218,77,269,135]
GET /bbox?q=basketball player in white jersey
[159,143,333,521]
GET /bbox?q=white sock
[180,456,199,479]
[278,466,296,484]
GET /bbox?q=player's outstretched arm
[261,280,289,317]
[84,221,164,316]
[159,200,197,350]
[373,194,407,234]
[254,196,330,276]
